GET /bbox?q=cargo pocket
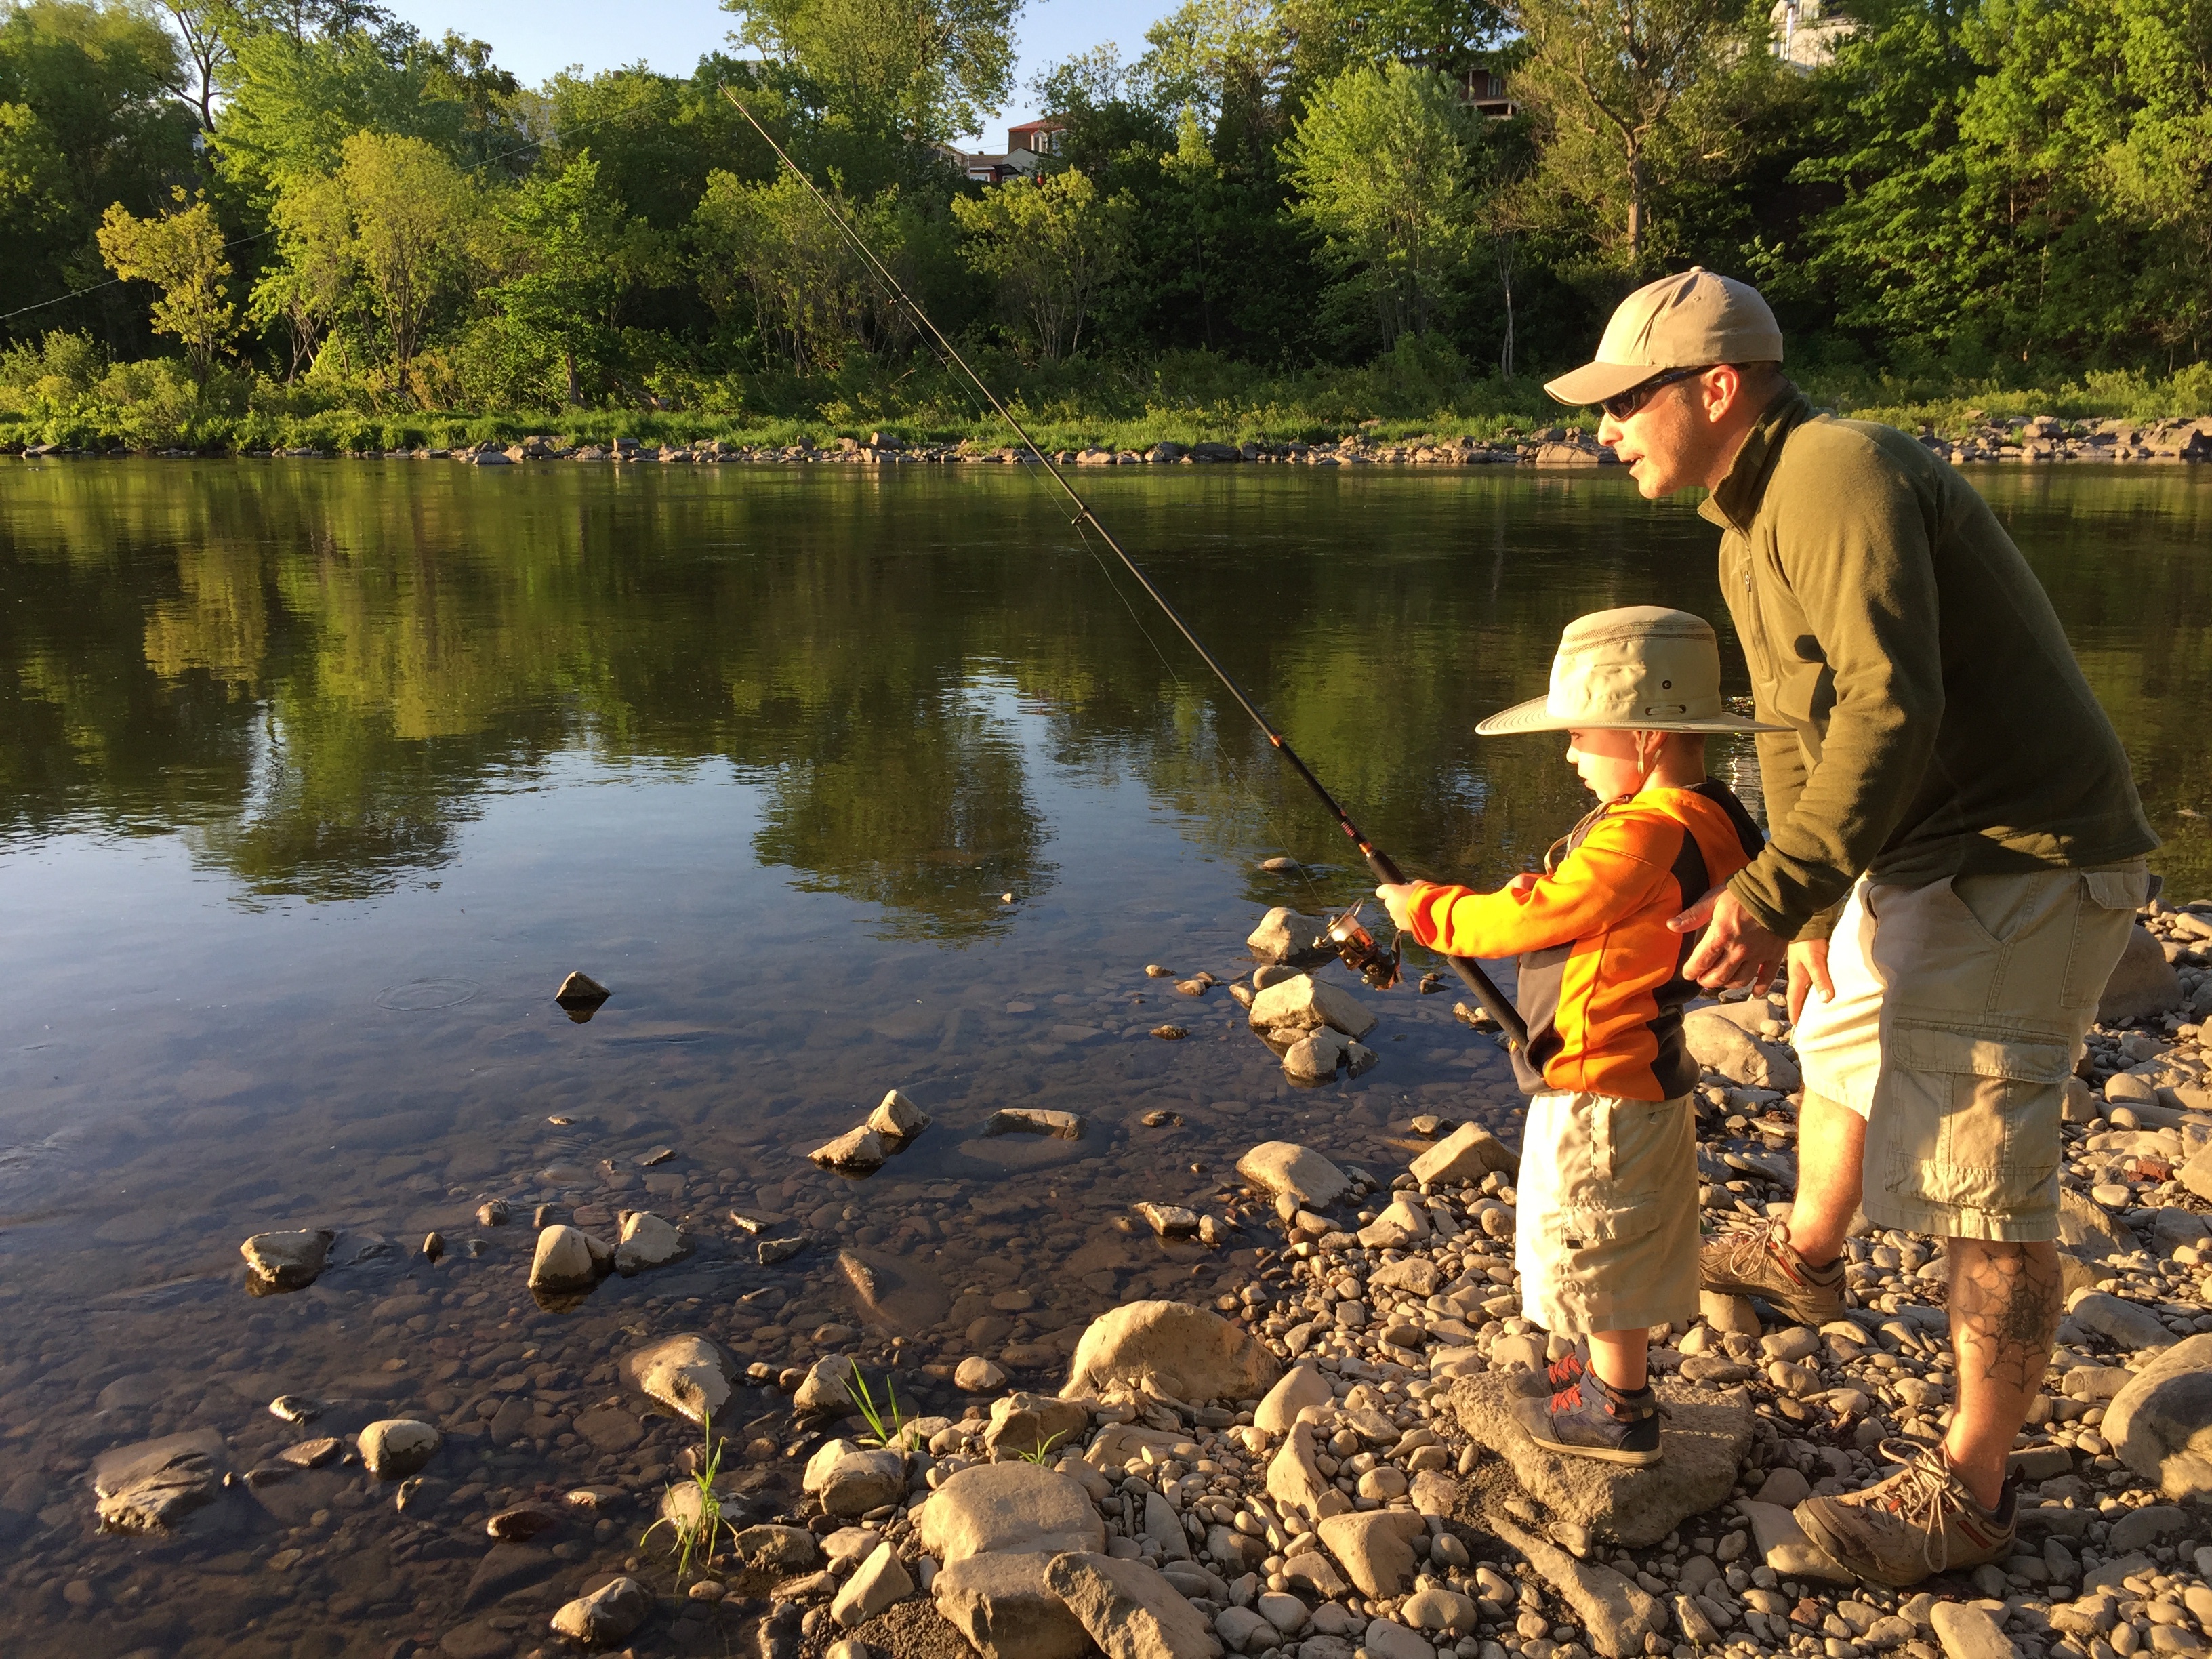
[1882,1023,2071,1217]
[1550,1196,1664,1250]
[2062,867,2152,1009]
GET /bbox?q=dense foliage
[5,0,2212,445]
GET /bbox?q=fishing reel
[1319,902,1402,991]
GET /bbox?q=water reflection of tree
[1,464,2205,915]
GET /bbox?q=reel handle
[1361,848,1530,1050]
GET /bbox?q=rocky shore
[13,888,2209,1659]
[12,413,2212,467]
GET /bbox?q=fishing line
[714,82,1528,1044]
[1064,509,1338,922]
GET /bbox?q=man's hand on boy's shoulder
[1671,884,1788,991]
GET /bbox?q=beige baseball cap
[1477,606,1786,735]
[1543,268,1784,407]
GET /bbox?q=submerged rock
[760,1234,808,1265]
[1132,1202,1200,1238]
[810,1126,888,1174]
[92,1430,226,1534]
[866,1088,931,1139]
[1283,1027,1348,1082]
[550,1575,651,1645]
[985,1107,1086,1139]
[528,1224,613,1292]
[554,970,611,1009]
[359,1420,441,1480]
[1248,974,1376,1041]
[1246,907,1335,968]
[613,1210,688,1275]
[240,1228,335,1292]
[619,1334,733,1426]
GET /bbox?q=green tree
[951,168,1134,361]
[1797,0,2180,369]
[1509,0,1769,270]
[2103,0,2212,361]
[1280,60,1483,342]
[338,129,480,400]
[95,188,242,390]
[721,0,1022,142]
[1138,0,1293,173]
[1280,0,1509,100]
[0,0,195,343]
[693,169,920,373]
[213,21,519,205]
[250,159,352,377]
[256,129,482,400]
[491,154,659,403]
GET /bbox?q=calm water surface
[0,460,2206,1655]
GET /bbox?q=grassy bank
[7,337,2212,456]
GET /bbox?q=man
[1542,269,2157,1587]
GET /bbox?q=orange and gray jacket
[1403,781,1764,1101]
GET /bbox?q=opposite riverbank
[13,412,2212,468]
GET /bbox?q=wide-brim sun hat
[1477,605,1788,735]
[1543,268,1785,408]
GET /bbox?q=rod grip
[1361,848,1530,1049]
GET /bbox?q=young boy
[1376,606,1777,1465]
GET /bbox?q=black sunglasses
[1601,365,1714,422]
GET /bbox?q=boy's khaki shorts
[1793,861,2148,1242]
[1515,1089,1700,1335]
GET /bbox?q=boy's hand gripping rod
[717,85,1530,1049]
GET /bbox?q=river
[0,459,2205,1654]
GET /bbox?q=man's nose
[1597,413,1624,447]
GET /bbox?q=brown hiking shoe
[1795,1441,2018,1588]
[1699,1219,1845,1325]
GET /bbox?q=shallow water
[0,458,2205,1655]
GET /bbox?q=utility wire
[715,82,1528,1045]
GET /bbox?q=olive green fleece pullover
[1699,386,2156,941]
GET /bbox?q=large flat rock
[1450,1372,1753,1547]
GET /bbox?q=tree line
[3,0,2211,434]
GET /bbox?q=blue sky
[379,0,1183,143]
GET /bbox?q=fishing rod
[716,85,1529,1049]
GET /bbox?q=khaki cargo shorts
[1793,861,2149,1242]
[1515,1090,1700,1335]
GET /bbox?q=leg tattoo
[1942,1239,2062,1506]
[1948,1240,2061,1396]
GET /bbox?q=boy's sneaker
[1700,1219,1847,1326]
[1794,1441,2018,1587]
[1509,1340,1591,1399]
[1510,1372,1661,1466]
